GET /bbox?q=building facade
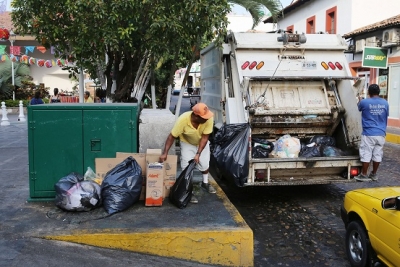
[344,15,400,127]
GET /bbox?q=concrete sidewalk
[0,115,253,267]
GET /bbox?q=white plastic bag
[84,167,96,181]
[271,134,301,158]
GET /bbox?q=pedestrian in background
[30,91,44,105]
[355,84,389,182]
[50,88,61,103]
[84,91,94,103]
[159,103,216,203]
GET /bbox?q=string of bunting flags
[0,45,69,68]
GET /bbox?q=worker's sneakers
[190,195,198,204]
[369,173,378,181]
[201,182,216,194]
[354,173,371,182]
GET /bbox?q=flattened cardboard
[146,148,162,155]
[95,158,125,181]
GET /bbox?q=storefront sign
[362,47,388,69]
[378,75,388,96]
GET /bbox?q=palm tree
[230,0,282,29]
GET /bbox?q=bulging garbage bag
[213,123,250,187]
[320,145,346,157]
[101,156,143,215]
[309,135,336,146]
[271,135,301,158]
[299,144,322,158]
[252,138,274,158]
[55,172,102,211]
[169,160,196,209]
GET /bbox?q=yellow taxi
[341,187,400,267]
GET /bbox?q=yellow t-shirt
[171,111,213,146]
[85,96,94,103]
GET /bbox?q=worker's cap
[192,103,214,120]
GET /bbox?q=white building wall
[14,39,80,95]
[274,0,400,35]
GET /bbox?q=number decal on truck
[302,61,317,69]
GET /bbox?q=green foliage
[11,0,231,102]
[229,0,281,28]
[3,99,30,107]
[0,59,35,100]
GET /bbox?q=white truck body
[200,31,362,186]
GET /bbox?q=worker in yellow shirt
[160,103,216,204]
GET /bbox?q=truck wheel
[345,221,373,267]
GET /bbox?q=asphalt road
[213,142,400,267]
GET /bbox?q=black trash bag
[299,145,322,158]
[55,172,102,211]
[252,138,274,158]
[101,156,143,215]
[320,145,345,157]
[213,123,250,187]
[252,146,271,158]
[309,135,336,146]
[169,159,196,209]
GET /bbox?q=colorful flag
[37,46,47,53]
[25,46,36,54]
[10,46,21,55]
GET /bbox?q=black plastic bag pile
[169,160,196,209]
[54,156,143,214]
[54,172,102,211]
[213,123,250,187]
[299,135,347,158]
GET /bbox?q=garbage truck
[200,31,363,186]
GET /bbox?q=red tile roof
[343,14,400,38]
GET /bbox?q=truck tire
[345,221,374,267]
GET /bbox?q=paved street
[213,141,400,266]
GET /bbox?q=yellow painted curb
[43,176,254,267]
[386,133,400,144]
[44,228,253,267]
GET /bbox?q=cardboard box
[163,155,177,198]
[145,162,164,206]
[95,158,125,181]
[145,149,178,198]
[146,148,162,155]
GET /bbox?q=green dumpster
[27,103,139,201]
